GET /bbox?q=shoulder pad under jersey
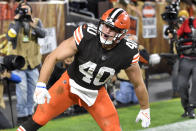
[124,37,138,50]
[73,24,97,45]
[123,38,140,64]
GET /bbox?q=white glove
[136,108,150,128]
[33,82,51,104]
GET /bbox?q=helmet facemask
[98,20,127,50]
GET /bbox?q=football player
[17,8,150,131]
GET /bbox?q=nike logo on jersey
[63,80,67,84]
[101,55,107,61]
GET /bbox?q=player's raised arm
[39,36,77,83]
[33,36,77,104]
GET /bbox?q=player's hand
[14,14,21,20]
[33,82,51,104]
[136,108,150,128]
[30,19,36,28]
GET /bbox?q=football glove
[33,82,51,104]
[136,108,150,128]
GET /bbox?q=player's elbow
[45,52,58,64]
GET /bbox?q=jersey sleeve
[122,39,140,69]
[73,24,97,50]
[131,52,140,64]
[73,25,84,46]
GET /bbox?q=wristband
[36,82,46,88]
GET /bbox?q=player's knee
[32,104,54,125]
[33,114,50,125]
[101,117,121,131]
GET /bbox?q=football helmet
[98,8,130,49]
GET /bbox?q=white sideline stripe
[140,119,196,131]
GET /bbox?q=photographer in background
[167,10,189,98]
[176,16,196,119]
[162,1,189,98]
[6,1,46,125]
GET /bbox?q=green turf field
[2,98,191,131]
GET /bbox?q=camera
[162,0,180,23]
[161,0,181,53]
[162,0,180,36]
[18,8,32,22]
[178,17,185,24]
[15,4,32,22]
[0,55,25,72]
[18,8,28,16]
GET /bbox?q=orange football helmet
[98,8,130,49]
